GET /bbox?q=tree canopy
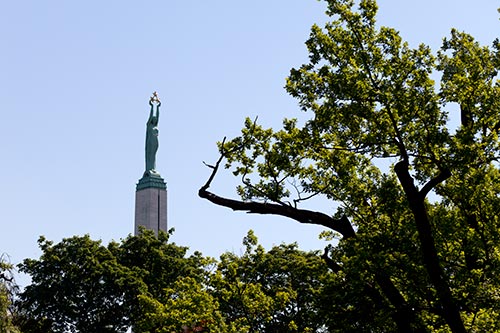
[14,230,333,333]
[135,230,333,333]
[17,235,141,332]
[199,0,500,332]
[15,229,207,333]
[209,230,330,332]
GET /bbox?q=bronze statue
[145,92,161,174]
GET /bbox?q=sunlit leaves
[0,256,19,333]
[136,277,232,333]
[16,230,208,333]
[205,0,500,331]
[210,231,330,332]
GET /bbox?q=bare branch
[293,189,322,208]
[200,137,227,192]
[202,161,215,169]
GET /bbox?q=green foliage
[17,235,140,332]
[0,255,20,333]
[16,229,206,333]
[133,230,332,333]
[15,230,334,333]
[203,0,500,332]
[210,231,330,332]
[113,228,208,325]
[136,277,232,333]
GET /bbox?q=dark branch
[199,187,355,238]
[199,152,356,238]
[321,247,342,272]
[420,169,452,199]
[0,273,13,283]
[199,138,226,192]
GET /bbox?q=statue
[145,92,161,175]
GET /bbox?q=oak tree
[17,235,140,333]
[16,230,206,333]
[199,1,500,332]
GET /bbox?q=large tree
[16,229,206,333]
[113,228,208,328]
[210,230,330,333]
[17,235,141,332]
[133,231,334,333]
[16,231,334,333]
[199,0,500,332]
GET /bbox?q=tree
[16,229,206,333]
[0,254,20,333]
[210,230,330,333]
[17,229,333,333]
[199,1,500,332]
[17,235,141,333]
[134,231,334,333]
[136,276,232,333]
[113,228,209,329]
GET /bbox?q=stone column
[134,173,167,235]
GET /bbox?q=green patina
[137,92,167,191]
[136,172,167,190]
[145,94,161,174]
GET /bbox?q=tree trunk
[395,160,466,333]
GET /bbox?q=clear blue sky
[0,1,498,286]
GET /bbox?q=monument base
[135,173,167,235]
[136,171,167,190]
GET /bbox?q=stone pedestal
[134,172,167,235]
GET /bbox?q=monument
[134,92,167,235]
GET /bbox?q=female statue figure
[145,93,161,174]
